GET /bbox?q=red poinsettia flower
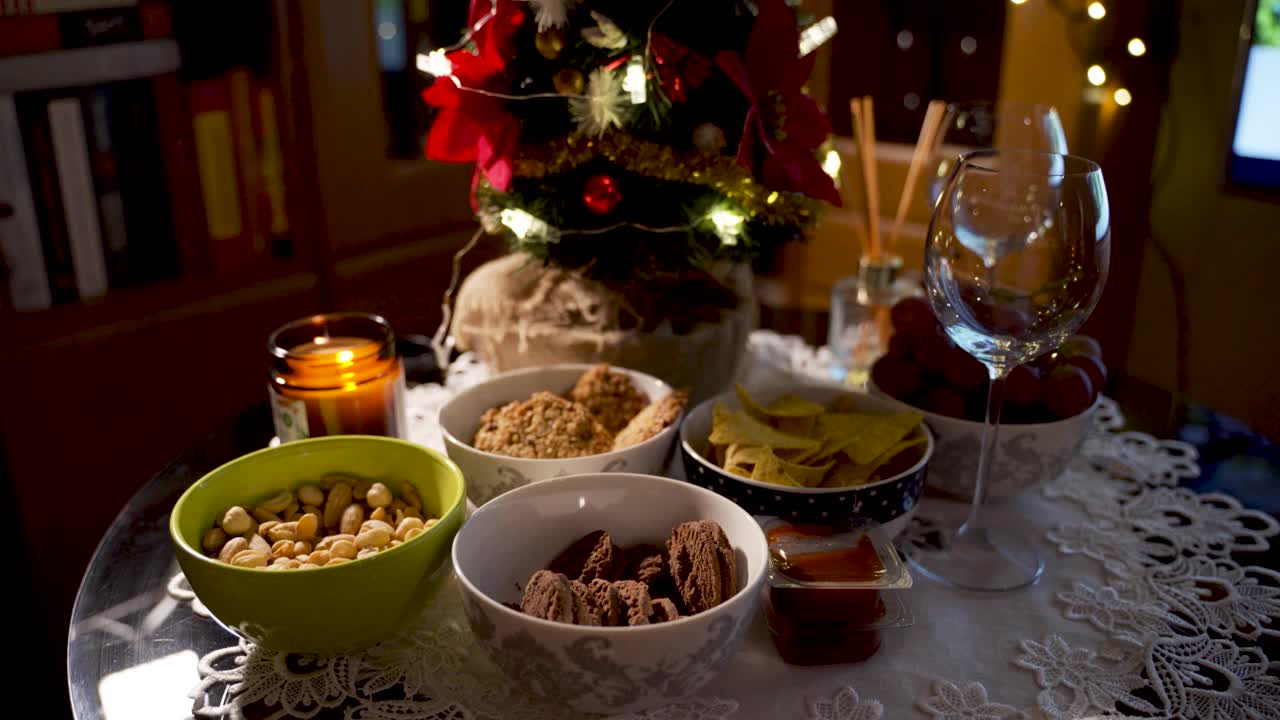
[716,0,840,205]
[422,0,525,195]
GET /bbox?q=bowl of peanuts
[170,435,467,653]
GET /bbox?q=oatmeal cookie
[569,364,649,434]
[612,389,689,450]
[473,391,613,458]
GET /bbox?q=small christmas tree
[423,0,838,327]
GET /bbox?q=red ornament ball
[582,174,622,215]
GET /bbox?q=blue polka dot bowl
[678,383,932,538]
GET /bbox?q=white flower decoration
[807,686,883,720]
[527,0,572,31]
[917,679,1023,720]
[571,68,630,136]
[582,11,627,49]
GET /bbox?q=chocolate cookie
[584,578,624,626]
[650,597,681,623]
[667,520,738,614]
[612,580,654,626]
[568,580,602,626]
[547,530,619,582]
[520,570,578,623]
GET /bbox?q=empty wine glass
[910,149,1110,592]
[928,101,1068,206]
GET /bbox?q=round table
[67,336,1280,720]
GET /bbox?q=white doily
[168,332,1279,720]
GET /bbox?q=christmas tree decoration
[693,123,727,154]
[582,11,627,50]
[421,0,838,312]
[571,67,631,136]
[582,174,622,215]
[535,27,567,60]
[528,0,572,31]
[553,67,586,95]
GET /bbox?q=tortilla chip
[775,415,818,437]
[828,393,864,413]
[751,449,804,487]
[824,435,928,487]
[772,453,835,488]
[817,411,922,465]
[735,384,772,423]
[766,394,827,417]
[710,403,818,450]
[725,443,766,467]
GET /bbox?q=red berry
[924,386,968,419]
[1059,335,1103,359]
[916,332,955,377]
[1005,364,1045,408]
[942,347,988,392]
[1045,365,1094,419]
[871,356,924,401]
[889,297,938,339]
[886,332,914,361]
[1065,353,1107,396]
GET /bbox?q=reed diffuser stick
[857,96,881,260]
[888,100,947,253]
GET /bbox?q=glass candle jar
[828,254,920,389]
[268,312,407,442]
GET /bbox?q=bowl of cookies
[438,363,688,505]
[170,435,467,653]
[451,472,768,715]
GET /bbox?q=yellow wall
[1127,0,1280,438]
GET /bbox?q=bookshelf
[0,3,499,705]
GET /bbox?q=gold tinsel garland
[512,131,815,227]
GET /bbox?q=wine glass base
[908,526,1044,593]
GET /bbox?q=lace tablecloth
[174,332,1280,720]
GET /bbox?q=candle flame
[337,350,355,364]
[313,336,330,345]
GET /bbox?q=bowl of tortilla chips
[678,384,932,537]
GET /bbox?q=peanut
[271,539,295,559]
[369,506,387,523]
[324,482,353,529]
[296,554,310,563]
[395,517,424,541]
[309,549,332,566]
[220,507,252,536]
[357,526,391,548]
[300,562,320,569]
[283,499,300,520]
[296,513,319,540]
[301,504,322,518]
[218,537,248,563]
[250,507,281,523]
[389,539,402,547]
[258,520,280,538]
[357,548,378,559]
[328,557,350,565]
[259,491,293,514]
[402,507,423,521]
[293,540,312,556]
[297,484,325,506]
[201,527,228,553]
[240,517,260,540]
[320,474,353,490]
[424,518,439,530]
[268,521,299,543]
[390,498,406,513]
[267,563,288,571]
[353,477,373,500]
[366,482,393,508]
[401,482,423,510]
[231,549,269,568]
[330,539,357,559]
[339,504,364,536]
[404,527,424,541]
[316,534,354,551]
[286,559,302,569]
[248,533,272,553]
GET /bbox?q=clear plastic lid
[758,516,914,590]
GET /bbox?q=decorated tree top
[421,0,839,289]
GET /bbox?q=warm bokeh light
[1087,2,1106,20]
[1128,38,1147,56]
[1010,0,1028,5]
[1114,88,1132,106]
[1087,64,1107,86]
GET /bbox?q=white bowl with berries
[867,298,1106,501]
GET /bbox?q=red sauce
[768,529,885,583]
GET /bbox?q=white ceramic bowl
[439,364,682,506]
[680,382,932,538]
[869,380,1101,501]
[451,472,768,715]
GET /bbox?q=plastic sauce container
[761,519,913,665]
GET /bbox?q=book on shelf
[47,95,108,300]
[1,0,136,15]
[150,70,208,276]
[0,0,171,58]
[186,75,247,275]
[15,92,77,305]
[81,85,128,286]
[106,79,178,284]
[0,93,51,311]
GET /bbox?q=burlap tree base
[452,253,756,402]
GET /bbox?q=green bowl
[170,435,466,654]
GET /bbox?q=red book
[151,71,209,275]
[0,1,169,57]
[0,14,59,57]
[249,76,289,259]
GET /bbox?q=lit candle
[267,313,407,442]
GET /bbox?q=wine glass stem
[956,369,1007,539]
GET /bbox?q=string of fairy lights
[1014,0,1150,107]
